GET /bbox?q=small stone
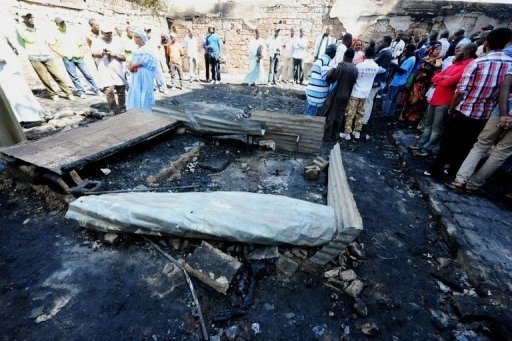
[312,325,326,337]
[251,323,261,335]
[430,309,450,330]
[23,218,30,225]
[353,298,368,317]
[100,168,111,175]
[245,246,279,260]
[225,325,239,340]
[29,306,44,319]
[103,233,119,244]
[285,312,295,319]
[169,239,181,250]
[344,279,364,298]
[264,303,275,311]
[304,165,321,180]
[348,242,365,258]
[209,335,221,341]
[324,268,340,278]
[340,269,357,282]
[291,248,308,259]
[361,322,379,336]
[276,256,299,277]
[436,257,451,268]
[328,311,335,317]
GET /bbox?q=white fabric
[351,58,380,99]
[0,36,45,122]
[90,38,126,87]
[284,35,294,57]
[66,191,337,246]
[329,43,347,67]
[267,35,282,55]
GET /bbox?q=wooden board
[0,110,179,175]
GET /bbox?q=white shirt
[292,35,307,60]
[390,39,405,64]
[284,35,295,58]
[90,38,126,87]
[351,58,380,98]
[183,35,199,59]
[329,43,347,68]
[267,35,282,56]
[439,38,450,58]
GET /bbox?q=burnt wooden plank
[0,110,180,175]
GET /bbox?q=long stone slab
[0,110,179,175]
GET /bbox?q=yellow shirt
[16,23,51,60]
[53,28,83,59]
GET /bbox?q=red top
[430,58,473,106]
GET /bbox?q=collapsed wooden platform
[0,110,180,189]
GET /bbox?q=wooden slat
[0,110,179,175]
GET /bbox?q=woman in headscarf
[351,38,365,64]
[126,28,157,112]
[399,42,442,123]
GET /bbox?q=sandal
[446,180,465,192]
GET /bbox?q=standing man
[363,35,392,124]
[16,13,74,101]
[381,43,416,117]
[91,24,127,114]
[267,28,282,85]
[340,46,381,140]
[330,33,352,67]
[184,29,200,82]
[450,67,512,193]
[438,30,450,58]
[304,44,337,116]
[205,27,222,84]
[292,28,307,85]
[166,33,184,89]
[280,28,295,83]
[49,17,101,98]
[387,30,405,86]
[86,18,100,49]
[321,49,358,142]
[428,28,512,179]
[203,27,213,82]
[313,26,336,61]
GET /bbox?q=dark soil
[0,84,495,340]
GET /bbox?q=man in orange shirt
[166,33,184,89]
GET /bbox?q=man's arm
[498,73,512,127]
[449,60,477,113]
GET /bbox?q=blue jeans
[62,57,99,94]
[417,104,448,151]
[381,85,404,117]
[304,103,321,116]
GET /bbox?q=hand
[498,116,512,130]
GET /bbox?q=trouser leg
[44,59,72,95]
[30,60,57,96]
[62,58,84,94]
[115,85,126,109]
[363,86,378,124]
[344,97,358,134]
[75,58,100,92]
[354,98,366,132]
[104,86,117,111]
[422,105,448,151]
[466,129,512,189]
[204,53,210,81]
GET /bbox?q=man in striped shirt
[428,27,512,180]
[304,44,337,116]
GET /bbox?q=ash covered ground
[0,82,500,340]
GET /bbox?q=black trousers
[429,111,487,179]
[293,58,303,84]
[204,53,210,81]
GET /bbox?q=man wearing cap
[304,43,337,116]
[16,13,74,101]
[91,24,127,114]
[49,17,101,99]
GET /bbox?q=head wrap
[133,28,148,43]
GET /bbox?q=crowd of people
[304,25,512,194]
[2,13,512,193]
